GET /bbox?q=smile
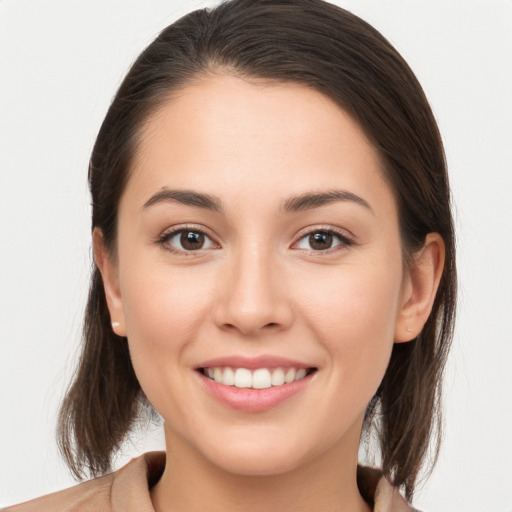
[201,367,315,389]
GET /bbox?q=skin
[95,74,444,512]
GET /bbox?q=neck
[150,424,371,512]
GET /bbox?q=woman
[3,0,456,510]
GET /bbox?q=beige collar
[113,452,416,512]
[4,451,417,512]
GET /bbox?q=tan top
[3,452,417,512]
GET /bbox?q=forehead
[137,74,376,161]
[124,74,395,218]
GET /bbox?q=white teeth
[234,368,252,388]
[213,367,223,382]
[252,369,272,389]
[222,367,235,386]
[284,368,296,383]
[271,367,285,386]
[205,366,311,388]
[295,368,307,381]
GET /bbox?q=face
[102,75,413,476]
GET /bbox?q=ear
[93,228,127,337]
[394,232,445,343]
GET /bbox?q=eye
[294,229,352,252]
[159,228,218,252]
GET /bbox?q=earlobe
[395,233,445,343]
[93,228,127,337]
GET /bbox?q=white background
[1,1,511,510]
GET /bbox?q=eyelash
[156,225,354,255]
[156,224,217,255]
[292,226,354,254]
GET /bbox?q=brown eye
[294,229,351,252]
[308,232,333,250]
[180,231,205,250]
[162,229,217,252]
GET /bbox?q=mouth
[199,366,317,389]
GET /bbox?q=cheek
[118,265,213,396]
[117,267,223,435]
[120,261,213,342]
[296,259,403,388]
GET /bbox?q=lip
[194,355,317,412]
[194,355,312,370]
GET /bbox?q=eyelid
[156,223,220,254]
[291,225,355,252]
[155,223,354,254]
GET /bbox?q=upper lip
[195,355,315,370]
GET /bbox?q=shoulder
[3,455,417,512]
[2,452,165,512]
[2,473,116,512]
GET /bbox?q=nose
[213,245,294,336]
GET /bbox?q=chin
[195,431,318,477]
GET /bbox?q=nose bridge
[215,238,292,335]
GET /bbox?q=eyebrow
[142,188,223,213]
[282,189,373,214]
[142,187,372,215]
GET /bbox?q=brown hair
[57,0,456,499]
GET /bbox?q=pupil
[309,232,332,250]
[181,231,204,250]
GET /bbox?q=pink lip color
[196,369,315,413]
[195,355,311,371]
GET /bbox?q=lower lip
[197,371,315,412]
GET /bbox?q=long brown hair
[57,0,456,499]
